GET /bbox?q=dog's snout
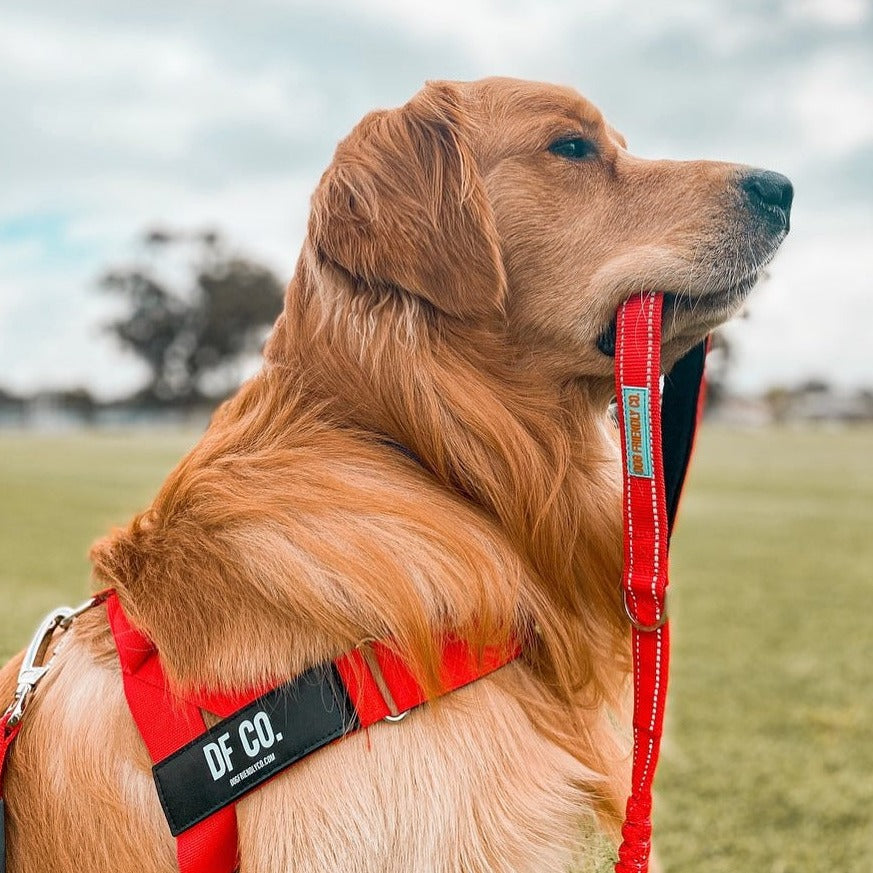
[740,170,793,231]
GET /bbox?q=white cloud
[334,0,570,66]
[726,209,873,391]
[0,0,870,398]
[792,0,869,27]
[791,50,873,158]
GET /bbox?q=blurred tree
[702,329,732,413]
[100,229,284,404]
[857,388,873,420]
[796,378,830,395]
[763,385,792,424]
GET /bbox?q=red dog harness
[107,598,518,873]
[0,293,706,873]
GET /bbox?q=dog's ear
[308,82,506,319]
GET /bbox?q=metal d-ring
[355,639,411,725]
[382,710,410,723]
[622,587,669,633]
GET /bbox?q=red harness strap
[613,293,671,873]
[0,713,22,870]
[0,717,20,799]
[106,597,244,873]
[106,594,519,873]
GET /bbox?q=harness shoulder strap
[107,596,241,873]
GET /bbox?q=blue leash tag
[621,386,654,478]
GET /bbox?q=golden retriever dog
[0,77,791,872]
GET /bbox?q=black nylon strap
[152,663,358,837]
[662,340,707,534]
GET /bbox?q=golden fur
[0,77,788,872]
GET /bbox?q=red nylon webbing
[334,638,521,728]
[106,596,240,873]
[613,293,671,873]
[0,714,20,873]
[106,594,519,873]
[0,715,21,801]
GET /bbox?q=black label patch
[153,663,358,836]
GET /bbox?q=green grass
[0,430,198,661]
[661,426,873,872]
[1,425,871,871]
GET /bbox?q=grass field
[1,425,871,871]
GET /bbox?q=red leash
[613,293,671,873]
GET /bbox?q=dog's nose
[740,170,793,231]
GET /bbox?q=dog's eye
[548,137,597,161]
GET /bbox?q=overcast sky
[1,0,871,398]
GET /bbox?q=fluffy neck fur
[265,247,628,695]
[91,245,630,823]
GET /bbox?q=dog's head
[307,77,791,382]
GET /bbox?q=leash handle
[613,293,671,873]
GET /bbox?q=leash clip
[2,594,105,731]
[4,607,74,729]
